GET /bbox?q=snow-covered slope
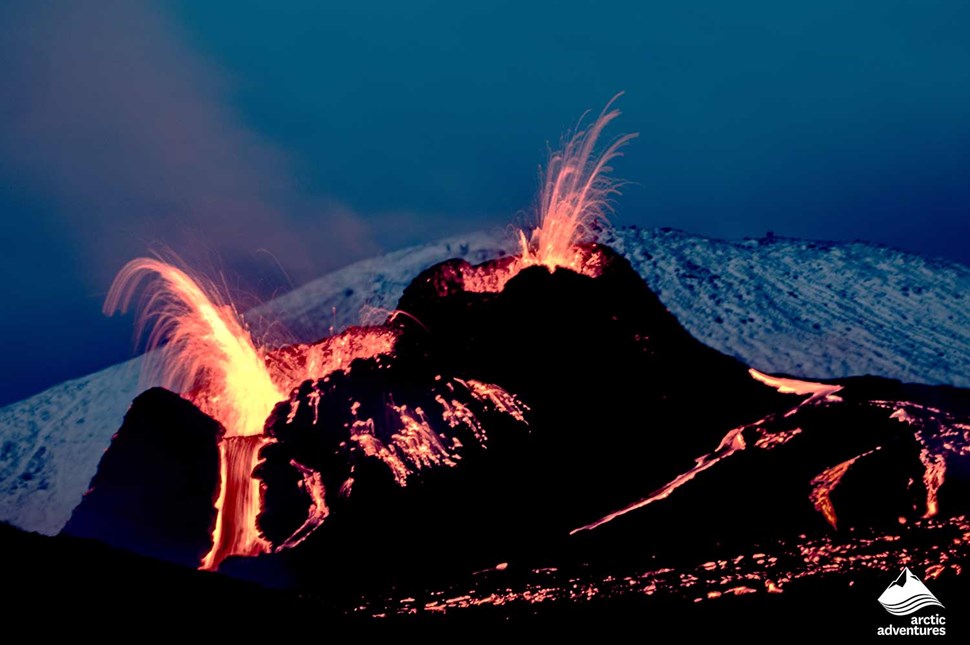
[604,227,969,386]
[0,232,514,536]
[1,227,967,536]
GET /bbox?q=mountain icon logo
[877,568,945,616]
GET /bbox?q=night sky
[1,1,969,406]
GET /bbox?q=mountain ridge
[1,225,967,536]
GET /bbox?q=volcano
[2,102,968,633]
[48,242,970,623]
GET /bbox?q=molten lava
[462,96,636,293]
[95,96,970,622]
[809,448,879,530]
[201,435,272,569]
[105,259,285,438]
[573,371,846,533]
[105,259,397,570]
[519,96,637,272]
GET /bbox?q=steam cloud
[0,1,377,296]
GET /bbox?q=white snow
[0,227,967,536]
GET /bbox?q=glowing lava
[342,379,528,490]
[573,371,846,534]
[105,258,397,570]
[201,435,273,569]
[748,368,842,403]
[571,425,747,534]
[883,401,970,519]
[808,448,879,530]
[520,96,637,272]
[105,258,285,438]
[462,97,636,293]
[373,514,970,618]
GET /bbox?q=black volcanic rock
[62,387,222,568]
[255,246,799,588]
[72,244,968,612]
[245,246,970,596]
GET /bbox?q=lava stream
[201,435,272,569]
[105,259,397,570]
[573,371,844,533]
[808,448,879,530]
[570,425,747,534]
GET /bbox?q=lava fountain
[519,95,637,271]
[104,258,284,438]
[105,259,282,568]
[462,96,637,292]
[105,258,396,569]
[102,97,633,570]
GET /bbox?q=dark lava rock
[246,246,970,596]
[62,387,222,568]
[254,246,797,588]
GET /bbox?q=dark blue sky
[1,1,969,405]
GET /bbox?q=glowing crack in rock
[808,448,879,530]
[276,459,330,551]
[570,425,747,534]
[574,371,849,534]
[883,401,970,519]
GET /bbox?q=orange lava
[574,371,848,534]
[276,459,330,550]
[461,97,635,294]
[748,368,842,401]
[808,448,879,530]
[374,515,970,617]
[106,258,397,570]
[519,96,637,272]
[105,258,285,439]
[571,425,747,534]
[201,435,271,569]
[919,448,946,519]
[347,379,528,488]
[884,404,966,520]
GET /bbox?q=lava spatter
[105,260,397,569]
[95,98,970,617]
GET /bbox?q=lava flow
[102,98,636,570]
[93,94,970,622]
[105,259,396,569]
